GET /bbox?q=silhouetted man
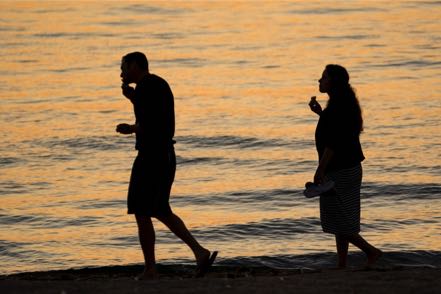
[116,52,217,279]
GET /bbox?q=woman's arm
[309,96,322,115]
[314,147,334,184]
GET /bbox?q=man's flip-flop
[195,251,218,278]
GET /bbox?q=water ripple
[192,217,321,241]
[177,135,294,149]
[172,188,305,209]
[363,183,441,200]
[0,213,101,229]
[289,7,386,15]
[29,136,131,152]
[0,157,22,167]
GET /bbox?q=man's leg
[135,214,157,277]
[156,213,211,266]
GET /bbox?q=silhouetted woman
[309,64,382,268]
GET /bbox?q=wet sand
[1,264,439,294]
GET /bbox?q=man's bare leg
[135,215,158,279]
[156,213,211,266]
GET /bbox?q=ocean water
[1,1,440,275]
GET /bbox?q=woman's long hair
[325,64,363,134]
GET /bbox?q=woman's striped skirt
[320,164,362,235]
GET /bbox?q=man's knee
[155,212,175,223]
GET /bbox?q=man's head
[120,52,149,84]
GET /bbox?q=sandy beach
[1,265,440,294]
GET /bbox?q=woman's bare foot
[336,263,347,270]
[135,267,159,280]
[366,248,383,267]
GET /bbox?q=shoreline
[1,264,440,294]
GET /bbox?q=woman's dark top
[133,74,175,152]
[315,106,365,173]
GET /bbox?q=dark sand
[1,264,440,294]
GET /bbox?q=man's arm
[116,123,140,134]
[122,83,135,102]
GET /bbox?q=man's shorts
[127,148,176,216]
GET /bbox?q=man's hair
[122,52,149,71]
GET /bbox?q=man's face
[120,60,134,84]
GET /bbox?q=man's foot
[366,248,383,268]
[135,268,159,280]
[195,250,218,278]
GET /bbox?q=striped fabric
[320,164,362,235]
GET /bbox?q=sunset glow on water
[1,1,440,274]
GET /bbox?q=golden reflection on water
[1,1,440,273]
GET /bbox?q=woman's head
[319,64,350,94]
[319,64,363,133]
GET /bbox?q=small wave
[0,213,101,228]
[0,214,45,225]
[2,250,440,276]
[177,155,290,170]
[118,4,187,15]
[157,58,206,68]
[47,67,89,73]
[289,7,386,15]
[97,21,139,27]
[0,26,26,32]
[0,181,29,195]
[406,1,441,7]
[33,7,73,14]
[32,32,116,40]
[370,60,441,69]
[30,135,131,152]
[105,236,139,247]
[0,240,41,259]
[177,155,226,166]
[364,218,440,232]
[363,182,441,201]
[27,134,303,154]
[177,135,292,150]
[316,34,379,40]
[0,157,22,167]
[218,250,441,269]
[171,183,441,211]
[100,217,322,246]
[262,65,280,69]
[172,188,307,209]
[190,217,322,242]
[48,216,101,228]
[151,32,185,40]
[15,59,38,64]
[75,199,125,210]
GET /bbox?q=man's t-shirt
[133,74,175,152]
